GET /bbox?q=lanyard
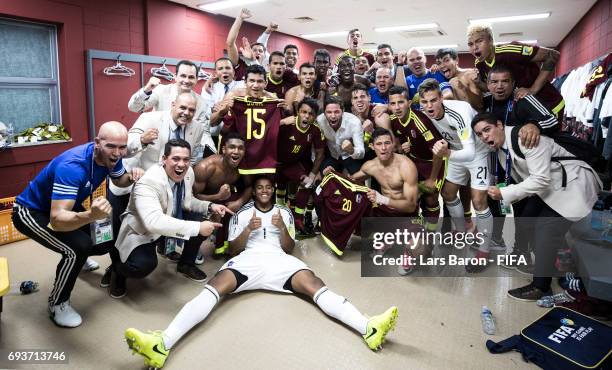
[503,99,514,125]
[89,146,97,206]
[495,148,513,184]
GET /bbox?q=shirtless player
[193,132,252,256]
[352,128,430,274]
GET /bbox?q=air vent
[400,29,446,38]
[499,32,523,38]
[292,16,315,23]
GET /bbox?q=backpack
[510,126,607,187]
[486,306,612,370]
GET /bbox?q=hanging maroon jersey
[223,96,283,174]
[314,172,372,256]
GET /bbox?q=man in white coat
[106,92,207,265]
[472,112,602,301]
[127,60,213,155]
[109,139,232,298]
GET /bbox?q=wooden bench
[0,257,8,318]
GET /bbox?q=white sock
[445,197,465,232]
[475,208,493,253]
[163,285,220,349]
[313,287,368,335]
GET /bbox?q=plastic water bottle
[8,280,39,295]
[7,123,14,146]
[480,306,496,335]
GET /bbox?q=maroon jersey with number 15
[223,96,282,174]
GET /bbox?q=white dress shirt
[316,112,365,160]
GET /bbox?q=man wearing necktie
[105,93,207,276]
[110,139,232,298]
[472,113,601,301]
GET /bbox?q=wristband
[375,191,390,206]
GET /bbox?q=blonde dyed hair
[467,23,494,41]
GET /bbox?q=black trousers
[517,196,573,291]
[106,185,130,241]
[109,211,204,279]
[320,154,363,175]
[12,204,112,306]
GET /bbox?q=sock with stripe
[276,188,287,206]
[445,197,465,232]
[475,207,493,253]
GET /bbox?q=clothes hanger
[198,63,212,81]
[150,60,175,81]
[103,55,135,77]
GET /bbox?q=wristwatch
[207,203,214,215]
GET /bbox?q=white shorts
[445,153,491,190]
[220,250,311,294]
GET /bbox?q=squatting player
[124,176,398,369]
[193,132,251,257]
[351,128,430,274]
[418,79,496,273]
[388,86,445,232]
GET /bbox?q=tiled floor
[1,235,545,370]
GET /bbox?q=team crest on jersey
[356,194,362,203]
[85,181,91,189]
[307,133,311,142]
[411,129,417,138]
[423,130,433,141]
[522,46,533,55]
[289,136,296,141]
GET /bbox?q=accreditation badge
[90,215,113,245]
[496,182,512,216]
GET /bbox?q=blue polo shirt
[368,87,389,104]
[16,143,125,212]
[406,70,451,109]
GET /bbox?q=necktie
[174,127,183,140]
[173,182,184,220]
[224,84,230,95]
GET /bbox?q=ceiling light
[469,12,550,24]
[496,40,538,45]
[374,23,438,33]
[301,31,348,39]
[198,0,267,12]
[418,44,459,50]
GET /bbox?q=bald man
[109,92,208,262]
[12,121,143,328]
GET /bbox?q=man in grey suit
[472,113,602,301]
[108,139,232,298]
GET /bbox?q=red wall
[144,0,339,69]
[556,0,612,76]
[0,0,340,198]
